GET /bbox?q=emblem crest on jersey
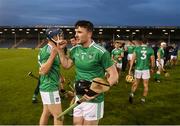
[88,53,94,60]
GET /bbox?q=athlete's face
[70,38,77,46]
[75,26,92,44]
[163,44,166,48]
[115,43,120,48]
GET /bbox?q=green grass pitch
[0,48,180,125]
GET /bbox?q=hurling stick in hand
[57,78,110,120]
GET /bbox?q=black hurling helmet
[45,28,64,44]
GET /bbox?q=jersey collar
[141,44,147,47]
[86,40,95,48]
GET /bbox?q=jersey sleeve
[150,48,154,56]
[157,48,161,53]
[69,48,75,62]
[100,51,114,69]
[134,47,138,55]
[111,50,114,58]
[38,47,50,67]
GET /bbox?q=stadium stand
[16,39,38,48]
[0,26,180,48]
[0,39,14,48]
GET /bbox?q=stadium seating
[0,39,14,48]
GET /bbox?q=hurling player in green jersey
[126,41,135,67]
[154,42,166,82]
[70,36,78,47]
[38,28,64,125]
[128,39,155,103]
[111,40,124,75]
[57,20,118,125]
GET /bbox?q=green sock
[156,73,160,80]
[154,73,160,80]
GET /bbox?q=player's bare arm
[151,55,155,68]
[57,40,74,69]
[129,52,136,75]
[157,52,161,63]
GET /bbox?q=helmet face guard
[46,28,64,44]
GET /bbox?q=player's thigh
[40,91,62,116]
[128,54,133,61]
[73,116,84,125]
[73,96,83,117]
[42,105,50,115]
[161,59,164,67]
[83,119,99,125]
[48,104,62,116]
[142,70,150,80]
[134,70,142,79]
[83,102,104,121]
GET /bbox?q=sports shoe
[129,93,134,104]
[32,96,38,103]
[156,80,160,83]
[140,98,145,103]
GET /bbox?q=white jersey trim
[92,43,106,53]
[70,44,81,51]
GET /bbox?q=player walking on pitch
[154,42,166,83]
[128,39,155,103]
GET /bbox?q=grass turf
[0,48,180,125]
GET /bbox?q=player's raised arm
[57,42,74,69]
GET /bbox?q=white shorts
[116,63,122,69]
[171,55,177,60]
[73,96,104,121]
[134,70,150,79]
[156,59,164,68]
[128,54,133,61]
[40,90,61,104]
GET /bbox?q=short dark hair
[75,20,94,32]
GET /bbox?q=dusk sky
[0,0,180,26]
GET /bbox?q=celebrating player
[56,20,118,125]
[38,28,64,125]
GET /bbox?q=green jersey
[38,44,60,92]
[70,42,113,103]
[134,45,154,70]
[127,45,135,54]
[157,48,164,59]
[111,48,124,63]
